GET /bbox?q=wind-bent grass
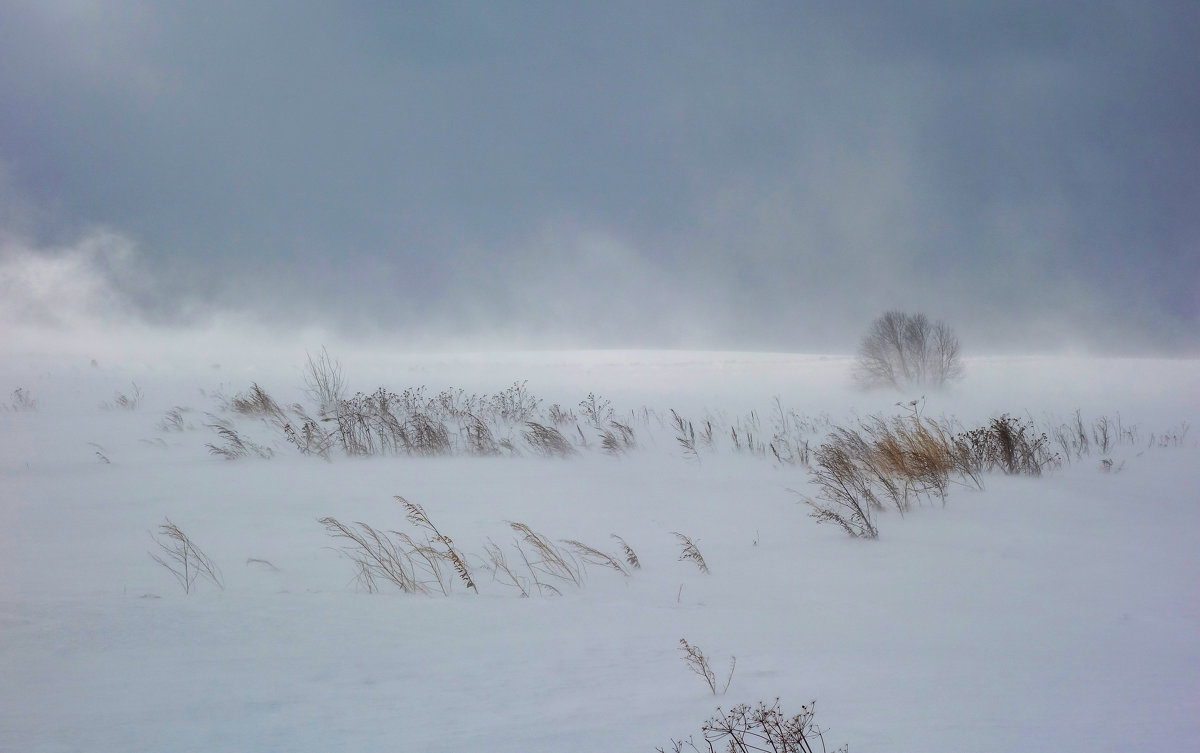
[149,519,224,594]
[319,517,426,594]
[805,407,1062,538]
[611,534,641,570]
[671,532,709,573]
[522,422,576,458]
[401,497,477,593]
[507,521,582,585]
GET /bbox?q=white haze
[1,347,1197,752]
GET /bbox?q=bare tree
[853,311,963,390]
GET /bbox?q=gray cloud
[0,1,1196,353]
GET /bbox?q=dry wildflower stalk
[659,699,845,753]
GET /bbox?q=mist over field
[2,1,1198,357]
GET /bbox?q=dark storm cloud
[0,1,1196,352]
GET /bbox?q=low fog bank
[2,228,1195,365]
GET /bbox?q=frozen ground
[1,349,1197,752]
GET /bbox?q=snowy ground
[1,349,1197,752]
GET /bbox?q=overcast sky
[1,1,1197,354]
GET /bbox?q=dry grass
[611,534,641,570]
[507,521,582,586]
[158,407,188,432]
[320,501,639,597]
[562,539,630,576]
[678,638,734,695]
[319,517,426,594]
[230,383,288,423]
[672,532,709,573]
[484,540,531,597]
[671,410,699,461]
[522,422,577,458]
[400,497,477,593]
[320,498,484,595]
[282,411,335,459]
[149,519,224,594]
[462,413,501,456]
[806,407,1065,538]
[102,382,143,411]
[206,418,274,459]
[804,434,881,538]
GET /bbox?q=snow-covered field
[1,349,1197,752]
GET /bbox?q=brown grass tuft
[671,532,709,573]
